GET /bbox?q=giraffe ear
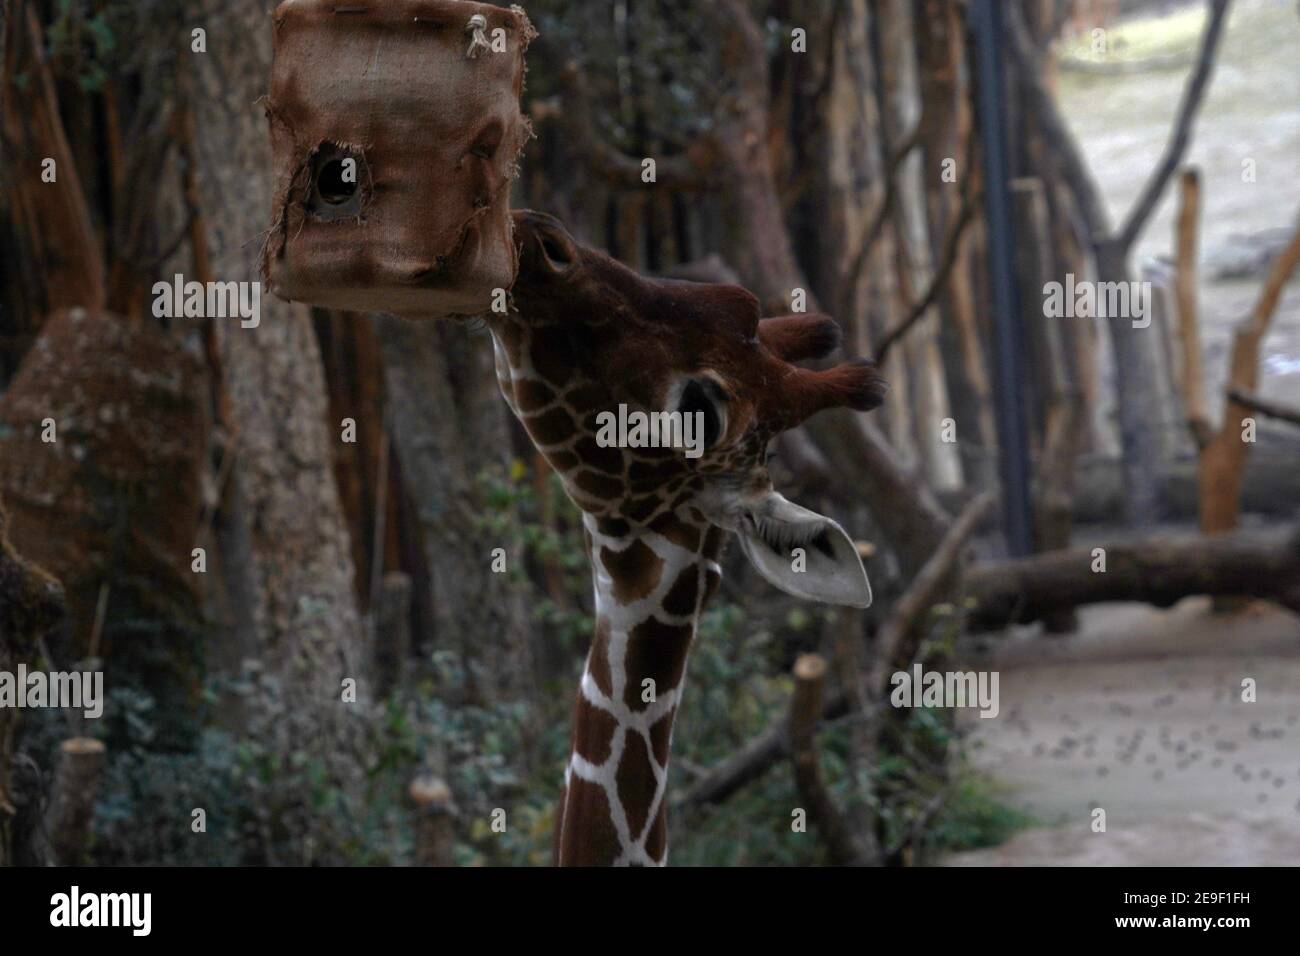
[736,492,871,608]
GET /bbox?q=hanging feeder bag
[263,0,535,317]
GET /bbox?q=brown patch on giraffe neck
[557,776,622,866]
[599,538,664,604]
[616,731,657,844]
[587,618,614,698]
[524,406,577,446]
[513,379,555,413]
[622,616,694,713]
[571,695,619,766]
[661,565,701,618]
[648,709,675,766]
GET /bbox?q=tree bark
[0,498,65,865]
[184,0,365,697]
[373,316,534,705]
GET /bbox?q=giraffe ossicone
[484,210,886,865]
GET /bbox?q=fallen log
[1070,448,1300,522]
[964,526,1300,632]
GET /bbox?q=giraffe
[490,211,886,866]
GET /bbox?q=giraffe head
[497,211,885,608]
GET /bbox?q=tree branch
[1227,389,1300,429]
[874,192,978,364]
[867,492,997,697]
[1115,0,1233,253]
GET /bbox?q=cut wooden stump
[409,774,458,867]
[42,737,107,866]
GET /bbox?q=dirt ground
[943,599,1300,865]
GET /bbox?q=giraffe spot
[580,408,613,435]
[530,330,575,388]
[575,469,624,501]
[600,539,665,604]
[662,567,700,618]
[628,457,682,488]
[649,512,701,551]
[525,406,577,446]
[649,708,676,767]
[514,379,556,413]
[571,695,619,766]
[644,807,668,865]
[564,382,608,411]
[588,618,614,697]
[595,516,631,538]
[575,435,625,476]
[616,730,657,843]
[547,449,579,472]
[623,617,693,712]
[622,494,662,524]
[557,775,622,866]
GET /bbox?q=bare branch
[1116,0,1233,252]
[874,193,978,364]
[1227,389,1300,429]
[868,492,997,697]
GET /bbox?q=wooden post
[790,654,872,866]
[1174,168,1212,446]
[409,774,458,867]
[1200,217,1300,534]
[42,737,106,866]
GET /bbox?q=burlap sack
[262,0,535,317]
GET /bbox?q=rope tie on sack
[465,14,490,59]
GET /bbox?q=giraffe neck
[486,317,723,865]
[555,513,722,866]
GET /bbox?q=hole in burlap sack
[306,143,368,221]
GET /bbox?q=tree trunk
[184,0,364,697]
[373,316,534,705]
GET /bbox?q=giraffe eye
[676,378,727,452]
